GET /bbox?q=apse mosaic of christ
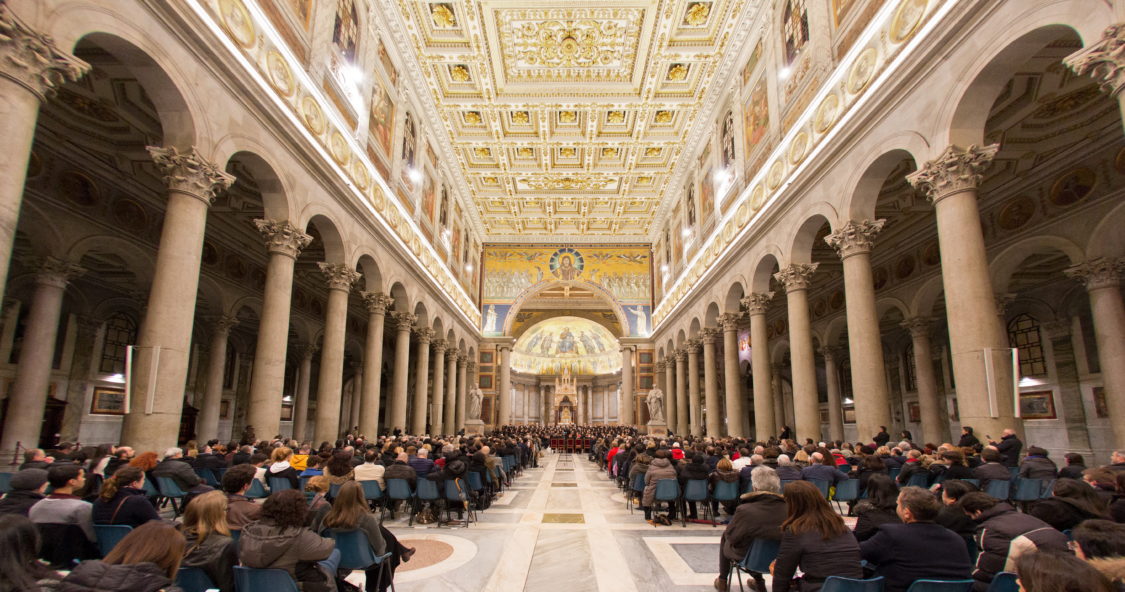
[511,317,621,376]
[481,245,652,338]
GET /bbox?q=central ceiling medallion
[496,6,646,83]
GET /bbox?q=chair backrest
[888,467,902,479]
[194,468,219,487]
[683,479,709,502]
[654,478,680,501]
[1008,467,1020,478]
[834,478,860,501]
[233,566,301,592]
[906,473,930,488]
[444,478,467,501]
[360,480,383,501]
[155,476,187,497]
[329,482,342,499]
[93,524,133,556]
[821,575,885,591]
[245,479,268,499]
[1012,478,1041,501]
[905,579,974,592]
[37,523,99,568]
[983,479,1010,500]
[809,479,831,498]
[713,480,740,502]
[740,538,781,574]
[987,572,1019,592]
[467,471,484,491]
[1038,479,1055,499]
[0,472,12,494]
[142,478,161,498]
[268,477,294,492]
[631,473,646,493]
[325,528,378,570]
[416,478,440,500]
[176,567,217,592]
[386,478,414,500]
[961,479,980,488]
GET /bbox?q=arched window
[1007,313,1047,377]
[99,312,137,375]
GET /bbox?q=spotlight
[408,168,423,183]
[778,66,792,80]
[682,227,692,238]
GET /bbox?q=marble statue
[469,385,483,420]
[646,387,665,422]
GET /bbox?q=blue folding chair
[713,480,740,508]
[232,566,300,592]
[0,472,12,494]
[93,524,132,556]
[245,479,268,499]
[905,580,974,592]
[176,567,216,592]
[154,476,188,516]
[808,479,831,499]
[888,467,902,480]
[729,538,780,592]
[325,528,394,591]
[442,478,474,527]
[360,480,385,514]
[905,473,930,489]
[683,479,712,524]
[833,479,861,513]
[1011,478,1042,503]
[984,480,1010,500]
[627,473,645,513]
[329,482,342,499]
[268,477,294,493]
[821,575,885,591]
[416,478,441,517]
[653,479,684,527]
[386,478,416,524]
[467,471,484,493]
[1038,479,1055,500]
[231,529,241,546]
[1008,467,1020,478]
[987,572,1019,592]
[142,477,162,500]
[960,479,980,488]
[194,468,220,488]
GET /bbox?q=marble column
[1043,320,1093,453]
[826,220,892,442]
[718,314,746,438]
[359,292,391,438]
[429,339,446,434]
[410,328,434,435]
[498,343,513,426]
[60,317,102,442]
[444,349,457,433]
[674,350,689,435]
[686,339,702,436]
[663,358,677,434]
[771,365,789,430]
[293,344,316,442]
[775,264,821,443]
[821,347,844,443]
[198,316,238,442]
[0,8,88,304]
[120,147,234,451]
[388,313,415,433]
[908,145,1019,439]
[701,329,722,436]
[744,293,776,440]
[1066,258,1125,447]
[456,356,470,431]
[312,263,359,444]
[0,258,83,454]
[903,317,945,445]
[349,364,363,434]
[620,345,635,426]
[246,220,311,438]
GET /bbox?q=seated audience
[972,448,1011,489]
[775,455,802,482]
[853,474,902,542]
[92,466,162,528]
[935,479,979,554]
[19,449,55,471]
[323,450,356,485]
[855,454,887,493]
[772,480,862,592]
[1071,519,1125,591]
[1018,446,1059,480]
[0,515,63,591]
[959,491,1068,591]
[801,451,850,484]
[384,452,418,487]
[266,446,302,490]
[860,486,972,592]
[354,450,387,490]
[1014,551,1115,592]
[0,468,48,516]
[103,447,134,478]
[680,454,711,520]
[300,454,326,477]
[1059,452,1087,480]
[239,489,338,592]
[895,450,928,486]
[179,490,237,592]
[320,481,396,592]
[408,448,435,478]
[305,476,332,525]
[929,450,975,482]
[58,522,185,592]
[151,447,209,494]
[221,464,262,530]
[642,449,679,522]
[1029,477,1110,532]
[29,464,95,543]
[715,466,785,592]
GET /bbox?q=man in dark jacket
[194,445,228,471]
[385,452,418,487]
[0,468,48,515]
[958,426,981,450]
[991,429,1023,467]
[873,427,891,448]
[151,448,208,492]
[1018,446,1058,480]
[715,466,786,592]
[861,486,972,592]
[960,492,1068,591]
[973,448,1012,489]
[802,452,850,484]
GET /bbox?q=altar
[554,367,577,425]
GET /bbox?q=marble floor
[361,450,763,592]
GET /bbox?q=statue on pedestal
[646,387,665,422]
[468,385,483,420]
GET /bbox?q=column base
[646,420,668,436]
[464,419,486,436]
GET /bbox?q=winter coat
[627,454,651,482]
[238,518,335,583]
[1058,464,1086,480]
[720,492,785,563]
[935,505,978,555]
[0,490,45,516]
[642,457,678,507]
[860,522,972,592]
[930,463,975,482]
[773,528,863,592]
[710,468,740,486]
[995,435,1023,467]
[92,487,161,528]
[853,501,901,541]
[151,458,201,490]
[266,463,301,490]
[384,462,418,487]
[1028,497,1107,532]
[1018,456,1058,480]
[973,462,1012,489]
[776,465,803,482]
[182,532,237,592]
[226,494,261,530]
[57,561,180,592]
[855,467,887,493]
[970,502,1068,591]
[959,433,981,449]
[802,463,850,484]
[679,461,711,486]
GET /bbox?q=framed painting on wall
[907,401,920,423]
[480,351,494,364]
[220,399,231,419]
[281,405,294,421]
[1020,390,1057,420]
[479,375,493,389]
[843,407,856,424]
[90,387,126,415]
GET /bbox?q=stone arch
[822,315,849,348]
[219,149,292,221]
[676,329,687,349]
[14,201,66,259]
[723,280,747,313]
[990,236,1085,295]
[412,301,429,327]
[704,302,721,328]
[289,316,317,345]
[770,337,791,365]
[788,211,836,265]
[501,279,630,337]
[909,275,946,319]
[388,282,410,312]
[688,317,702,338]
[228,295,264,319]
[354,253,384,292]
[432,316,445,340]
[875,297,911,321]
[90,297,144,326]
[750,251,783,293]
[1086,201,1125,259]
[195,275,230,316]
[845,145,924,221]
[64,234,156,288]
[303,214,347,264]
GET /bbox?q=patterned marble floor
[358,450,756,592]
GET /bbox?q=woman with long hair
[58,522,185,592]
[92,466,162,528]
[771,480,862,592]
[239,489,337,592]
[853,473,902,541]
[179,490,237,592]
[266,446,301,490]
[1015,551,1115,592]
[1030,478,1110,531]
[324,450,356,485]
[0,515,62,592]
[319,481,395,591]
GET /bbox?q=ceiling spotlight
[341,63,365,87]
[778,66,792,80]
[713,168,731,183]
[682,227,692,238]
[408,168,423,183]
[660,264,669,273]
[465,263,474,272]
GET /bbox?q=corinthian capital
[431,338,447,353]
[825,219,885,259]
[255,219,312,259]
[414,327,434,344]
[318,262,360,291]
[684,338,701,353]
[391,312,416,330]
[214,315,239,334]
[741,292,774,315]
[1066,257,1125,291]
[700,328,721,344]
[1064,24,1125,97]
[901,316,932,338]
[717,313,741,331]
[297,343,320,360]
[774,263,818,292]
[674,349,687,362]
[361,291,393,315]
[147,146,235,204]
[0,5,89,100]
[906,144,998,203]
[34,257,84,288]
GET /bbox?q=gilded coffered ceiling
[385,0,754,240]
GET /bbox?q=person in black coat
[1029,478,1111,532]
[960,492,1068,591]
[679,454,711,520]
[92,467,162,528]
[716,467,786,592]
[930,450,975,482]
[854,474,902,541]
[958,426,981,450]
[873,427,891,448]
[936,479,980,555]
[0,469,48,516]
[991,429,1023,468]
[972,448,1012,489]
[861,486,972,592]
[773,481,862,592]
[1058,452,1087,480]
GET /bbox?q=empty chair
[232,566,300,592]
[730,538,780,592]
[905,580,974,592]
[987,572,1019,592]
[93,524,133,557]
[821,575,886,591]
[833,479,861,513]
[176,567,217,592]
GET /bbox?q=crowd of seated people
[589,427,1125,592]
[0,430,540,592]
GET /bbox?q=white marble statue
[646,387,665,422]
[468,385,483,420]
